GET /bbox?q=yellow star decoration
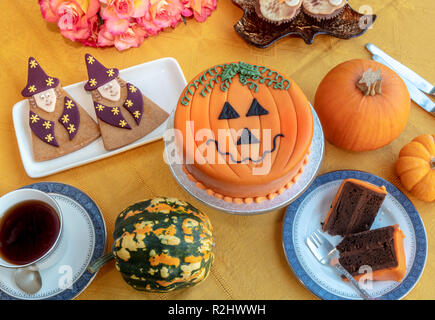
[107,69,115,77]
[42,121,52,129]
[45,134,54,143]
[119,120,128,128]
[29,60,38,68]
[28,85,37,93]
[61,114,70,124]
[129,85,137,93]
[87,56,95,64]
[65,99,74,109]
[111,107,120,115]
[96,104,105,111]
[67,124,76,134]
[133,111,141,119]
[125,99,133,108]
[30,114,40,123]
[89,78,97,87]
[46,77,54,86]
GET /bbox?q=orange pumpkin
[314,59,410,152]
[174,62,313,203]
[396,134,435,202]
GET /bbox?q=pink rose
[38,0,100,42]
[181,0,216,22]
[39,0,217,50]
[137,0,184,36]
[39,0,58,22]
[98,22,147,50]
[100,0,147,35]
[100,0,147,19]
[97,23,115,47]
[79,15,100,47]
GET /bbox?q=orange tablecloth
[0,0,434,300]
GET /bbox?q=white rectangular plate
[12,57,187,178]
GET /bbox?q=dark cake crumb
[337,226,398,276]
[323,180,386,237]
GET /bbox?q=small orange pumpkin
[396,134,435,202]
[314,59,410,152]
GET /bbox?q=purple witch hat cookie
[83,53,169,151]
[84,54,119,91]
[21,57,60,97]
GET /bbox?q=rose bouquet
[38,0,217,51]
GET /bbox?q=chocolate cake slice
[322,179,387,236]
[336,225,406,282]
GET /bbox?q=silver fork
[306,230,374,300]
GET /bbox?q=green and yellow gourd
[89,198,215,292]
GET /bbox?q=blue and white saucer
[0,182,106,300]
[282,170,427,300]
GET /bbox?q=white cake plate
[164,105,325,215]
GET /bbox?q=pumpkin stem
[431,157,435,169]
[356,69,383,96]
[87,252,114,274]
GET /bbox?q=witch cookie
[83,54,169,150]
[21,57,100,162]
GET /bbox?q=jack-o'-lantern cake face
[174,62,313,204]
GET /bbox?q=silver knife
[372,55,435,116]
[366,43,435,96]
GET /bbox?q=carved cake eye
[218,102,240,120]
[246,98,269,117]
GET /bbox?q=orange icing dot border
[182,151,310,204]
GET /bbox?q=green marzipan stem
[87,252,114,273]
[180,62,291,106]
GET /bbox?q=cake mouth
[206,133,284,164]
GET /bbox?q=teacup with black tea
[0,200,60,265]
[0,189,63,268]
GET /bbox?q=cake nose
[237,128,260,145]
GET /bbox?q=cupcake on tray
[255,0,302,25]
[302,0,347,20]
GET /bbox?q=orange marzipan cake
[173,62,313,204]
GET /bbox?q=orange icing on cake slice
[351,225,407,282]
[323,178,387,233]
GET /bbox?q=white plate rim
[282,170,428,300]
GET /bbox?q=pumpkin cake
[337,225,407,282]
[322,178,387,236]
[173,62,314,204]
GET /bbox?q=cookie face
[33,88,57,113]
[256,0,302,24]
[302,0,346,17]
[97,79,121,102]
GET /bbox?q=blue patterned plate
[282,170,427,300]
[0,182,106,300]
